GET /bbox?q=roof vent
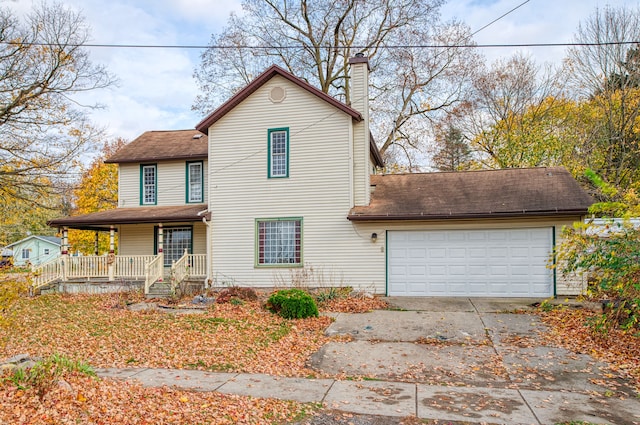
[269,86,286,103]
[192,134,202,139]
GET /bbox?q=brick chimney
[349,53,371,207]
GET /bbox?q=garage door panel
[388,228,553,297]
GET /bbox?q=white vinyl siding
[118,160,208,207]
[209,75,386,289]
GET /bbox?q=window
[163,227,192,267]
[256,218,302,266]
[156,226,193,267]
[186,161,203,203]
[268,128,289,178]
[43,248,50,255]
[141,164,157,205]
[21,248,29,259]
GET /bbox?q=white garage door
[388,228,553,297]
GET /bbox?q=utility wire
[0,40,638,50]
[469,0,531,38]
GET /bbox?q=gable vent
[192,134,203,139]
[269,86,286,103]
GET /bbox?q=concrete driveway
[309,297,640,425]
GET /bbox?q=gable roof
[196,65,363,134]
[348,167,593,221]
[6,235,61,248]
[105,130,208,164]
[48,205,209,231]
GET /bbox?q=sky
[3,0,637,152]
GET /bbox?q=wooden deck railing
[145,254,164,294]
[31,253,204,295]
[31,258,63,290]
[116,255,156,279]
[66,256,109,278]
[171,252,207,292]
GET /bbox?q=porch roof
[48,205,209,231]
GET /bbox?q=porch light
[371,233,378,243]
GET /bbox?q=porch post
[157,223,164,282]
[94,232,99,256]
[109,226,115,254]
[61,226,68,281]
[108,225,115,281]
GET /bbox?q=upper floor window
[268,128,289,178]
[141,164,157,205]
[21,248,29,259]
[186,161,203,203]
[44,248,50,255]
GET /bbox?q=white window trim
[186,161,204,203]
[141,164,157,205]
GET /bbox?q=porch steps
[146,281,173,299]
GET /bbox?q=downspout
[198,209,212,288]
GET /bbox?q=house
[46,54,593,297]
[6,236,61,267]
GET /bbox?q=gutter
[347,209,589,221]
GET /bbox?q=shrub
[3,354,95,399]
[557,220,640,332]
[216,287,258,304]
[267,289,318,319]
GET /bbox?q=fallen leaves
[1,294,331,377]
[319,296,388,313]
[539,307,640,393]
[0,372,308,425]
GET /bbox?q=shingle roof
[105,130,208,164]
[48,205,208,230]
[348,167,594,221]
[195,65,363,134]
[6,235,61,248]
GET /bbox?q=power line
[0,40,638,50]
[469,0,531,38]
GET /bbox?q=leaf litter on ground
[0,292,387,425]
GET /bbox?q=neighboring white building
[6,236,61,267]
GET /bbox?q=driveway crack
[470,298,513,384]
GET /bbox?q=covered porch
[42,205,210,297]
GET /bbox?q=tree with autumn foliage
[195,0,481,165]
[67,139,125,255]
[0,3,112,211]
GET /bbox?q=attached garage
[387,228,553,297]
[348,167,595,297]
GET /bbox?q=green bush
[557,220,640,332]
[267,289,318,319]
